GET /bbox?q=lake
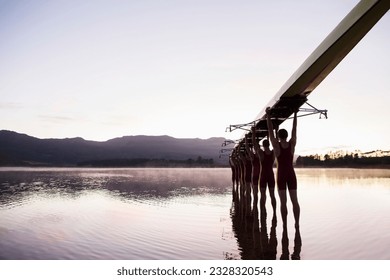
[0,167,389,260]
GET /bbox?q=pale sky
[0,0,388,155]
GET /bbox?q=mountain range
[0,130,229,167]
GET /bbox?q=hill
[0,130,228,167]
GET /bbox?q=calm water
[0,167,389,260]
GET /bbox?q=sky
[0,0,389,155]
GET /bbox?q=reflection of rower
[281,226,302,260]
[291,227,302,260]
[259,209,277,260]
[230,201,276,260]
[230,202,256,259]
[251,204,262,260]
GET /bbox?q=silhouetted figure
[240,147,253,217]
[252,127,277,217]
[259,208,277,260]
[229,153,238,202]
[245,137,260,210]
[233,151,240,192]
[233,150,241,189]
[266,107,300,230]
[238,149,251,218]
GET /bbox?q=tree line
[296,151,390,168]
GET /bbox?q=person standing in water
[244,136,260,210]
[229,153,238,202]
[251,127,277,217]
[266,107,300,229]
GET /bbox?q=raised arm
[266,107,279,152]
[290,110,297,147]
[244,136,254,161]
[251,127,259,153]
[252,126,264,161]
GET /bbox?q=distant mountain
[0,130,229,167]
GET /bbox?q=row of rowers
[229,108,300,229]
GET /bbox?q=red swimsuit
[276,142,297,190]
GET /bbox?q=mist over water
[0,168,389,259]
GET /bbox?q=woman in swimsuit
[266,107,300,229]
[251,126,277,216]
[244,136,260,210]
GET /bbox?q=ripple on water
[1,168,389,259]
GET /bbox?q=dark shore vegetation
[296,151,390,168]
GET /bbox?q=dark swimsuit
[252,156,260,186]
[245,158,252,183]
[260,151,275,189]
[277,142,297,190]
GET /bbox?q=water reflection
[230,200,302,260]
[0,168,231,209]
[0,168,235,260]
[1,167,389,259]
[280,227,302,260]
[260,210,277,260]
